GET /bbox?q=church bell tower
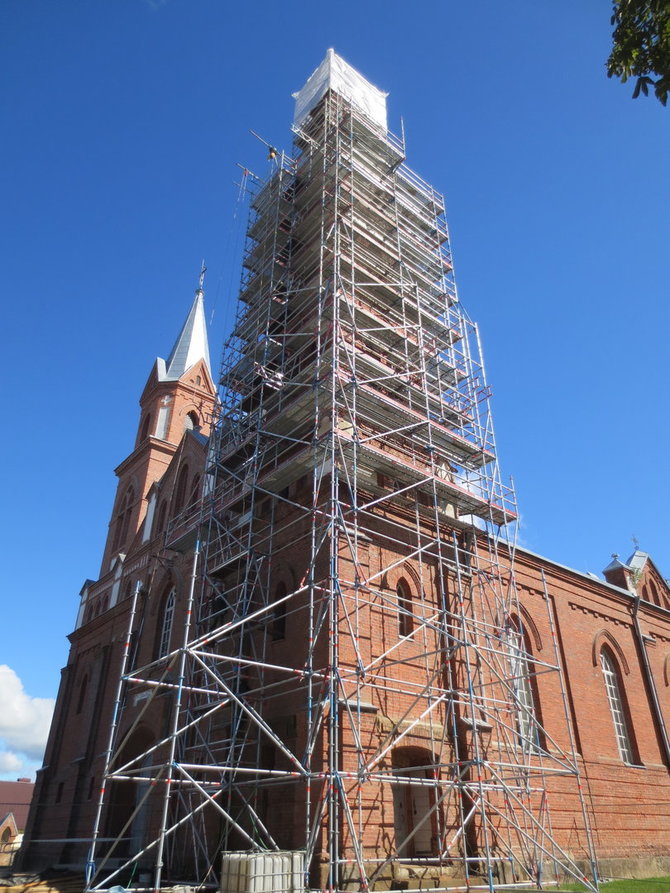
[99,271,216,576]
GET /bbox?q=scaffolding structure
[85,57,598,893]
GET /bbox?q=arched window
[155,499,168,534]
[174,464,189,513]
[507,620,543,753]
[397,578,413,638]
[76,673,89,715]
[127,629,139,672]
[119,486,135,546]
[600,647,636,764]
[140,413,151,442]
[158,588,176,658]
[190,474,202,505]
[184,410,199,431]
[112,486,135,552]
[649,580,660,606]
[272,582,287,641]
[154,396,172,440]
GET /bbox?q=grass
[558,879,670,893]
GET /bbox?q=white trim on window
[600,648,635,764]
[159,589,176,658]
[508,627,541,753]
[155,404,171,440]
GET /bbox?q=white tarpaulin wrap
[293,48,388,130]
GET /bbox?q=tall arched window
[75,673,89,715]
[397,578,413,638]
[140,413,151,442]
[174,464,189,514]
[190,474,202,505]
[112,486,135,552]
[507,621,543,753]
[158,588,176,658]
[600,647,636,764]
[154,396,172,440]
[272,581,287,641]
[155,499,168,534]
[119,486,135,546]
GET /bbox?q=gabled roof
[0,780,34,831]
[602,549,670,608]
[603,549,652,576]
[162,288,211,381]
[0,812,18,842]
[602,555,628,575]
[627,549,650,572]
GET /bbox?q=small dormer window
[195,375,202,386]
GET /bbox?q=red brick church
[19,52,670,892]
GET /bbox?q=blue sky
[1,0,668,778]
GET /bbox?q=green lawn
[559,880,670,893]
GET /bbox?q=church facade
[20,53,670,891]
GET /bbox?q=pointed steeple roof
[162,273,211,381]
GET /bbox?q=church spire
[99,265,217,576]
[163,262,211,380]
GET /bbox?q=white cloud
[0,751,23,773]
[0,665,55,769]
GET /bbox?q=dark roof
[0,780,34,831]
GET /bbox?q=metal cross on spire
[198,259,207,291]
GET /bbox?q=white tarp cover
[293,48,388,130]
